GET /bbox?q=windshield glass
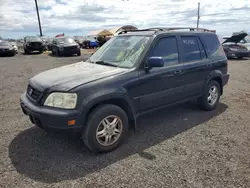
[0,42,10,46]
[88,36,150,68]
[57,37,75,44]
[26,36,42,41]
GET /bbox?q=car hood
[0,46,10,49]
[29,61,128,91]
[223,33,248,44]
[58,43,78,47]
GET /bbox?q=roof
[117,27,216,36]
[109,25,138,35]
[87,29,113,36]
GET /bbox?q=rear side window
[202,34,220,56]
[150,37,179,66]
[181,36,201,62]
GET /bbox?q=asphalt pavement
[0,51,249,188]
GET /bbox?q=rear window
[181,36,201,62]
[202,34,220,56]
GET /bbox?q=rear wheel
[198,80,221,111]
[82,104,128,153]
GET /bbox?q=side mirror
[145,57,164,71]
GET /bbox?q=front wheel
[198,80,221,111]
[77,50,81,56]
[82,104,128,153]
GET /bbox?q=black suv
[51,37,81,56]
[20,28,229,153]
[23,36,45,54]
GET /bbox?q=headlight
[44,92,77,109]
[229,48,239,51]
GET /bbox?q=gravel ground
[0,51,250,188]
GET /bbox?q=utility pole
[34,0,43,36]
[197,2,200,29]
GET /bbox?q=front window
[88,35,151,68]
[58,37,75,44]
[26,36,42,41]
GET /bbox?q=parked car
[222,33,250,59]
[41,36,53,51]
[20,28,229,153]
[51,36,81,56]
[23,36,46,54]
[10,42,18,53]
[74,36,84,48]
[0,41,16,56]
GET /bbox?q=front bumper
[0,49,15,55]
[227,51,250,58]
[222,74,230,86]
[60,48,80,55]
[20,93,82,131]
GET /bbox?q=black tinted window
[151,37,179,66]
[202,34,220,55]
[181,36,201,62]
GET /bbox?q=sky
[0,0,250,39]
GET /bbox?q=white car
[10,42,18,53]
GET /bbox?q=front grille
[64,46,77,51]
[30,42,42,48]
[27,85,42,102]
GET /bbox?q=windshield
[88,36,150,68]
[26,36,42,41]
[0,42,10,46]
[57,37,75,44]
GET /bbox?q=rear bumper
[20,93,83,131]
[222,74,230,86]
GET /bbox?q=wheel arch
[81,95,136,129]
[205,70,223,95]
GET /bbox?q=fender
[203,70,223,93]
[80,91,137,128]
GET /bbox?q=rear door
[137,36,186,112]
[177,35,212,98]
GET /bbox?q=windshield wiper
[94,61,117,67]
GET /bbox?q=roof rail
[147,27,216,33]
[117,28,159,35]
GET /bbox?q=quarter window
[150,37,179,66]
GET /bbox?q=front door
[137,36,186,112]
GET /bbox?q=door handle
[173,70,182,75]
[206,64,213,67]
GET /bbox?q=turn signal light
[68,120,76,126]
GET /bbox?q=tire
[198,80,221,111]
[77,50,81,56]
[82,104,129,153]
[55,48,60,56]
